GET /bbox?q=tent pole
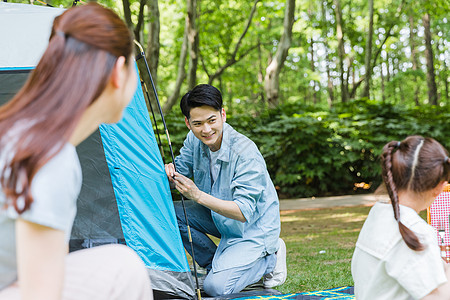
[139,79,166,164]
[134,40,202,300]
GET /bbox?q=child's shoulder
[355,202,402,258]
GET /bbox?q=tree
[264,0,295,107]
[409,14,420,106]
[133,0,146,42]
[333,0,348,102]
[202,0,261,85]
[362,0,374,98]
[109,0,448,112]
[162,27,188,114]
[122,0,133,29]
[423,12,438,105]
[321,0,334,107]
[146,0,160,86]
[186,0,199,89]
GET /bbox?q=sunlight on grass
[183,205,373,295]
[280,215,309,222]
[277,205,372,294]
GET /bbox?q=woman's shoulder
[42,143,80,173]
[23,143,81,231]
[33,143,82,195]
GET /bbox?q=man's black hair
[180,84,223,119]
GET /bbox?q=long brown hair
[381,136,450,251]
[0,3,133,214]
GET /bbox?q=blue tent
[0,3,194,298]
[99,80,194,298]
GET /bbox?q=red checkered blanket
[428,185,450,260]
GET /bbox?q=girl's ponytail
[381,140,424,251]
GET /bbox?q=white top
[0,143,82,290]
[352,202,447,300]
[209,149,220,183]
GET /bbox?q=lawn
[276,205,371,294]
[187,203,428,295]
[277,205,428,294]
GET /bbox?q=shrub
[157,100,449,198]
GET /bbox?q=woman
[0,3,152,300]
[352,136,450,299]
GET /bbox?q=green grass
[277,205,428,294]
[277,206,372,294]
[187,204,428,294]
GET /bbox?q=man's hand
[171,171,246,223]
[173,172,203,202]
[165,163,176,182]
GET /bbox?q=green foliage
[157,99,450,198]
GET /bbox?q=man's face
[185,105,226,152]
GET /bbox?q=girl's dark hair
[0,3,133,214]
[381,136,450,251]
[180,84,223,118]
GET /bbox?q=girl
[0,3,152,300]
[352,136,450,299]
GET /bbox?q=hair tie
[396,141,401,148]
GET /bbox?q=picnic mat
[233,286,354,300]
[428,186,450,259]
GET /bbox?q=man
[165,84,286,296]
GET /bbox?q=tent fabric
[0,69,32,103]
[99,80,190,273]
[99,74,194,296]
[71,130,125,242]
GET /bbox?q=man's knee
[203,274,227,296]
[203,272,234,296]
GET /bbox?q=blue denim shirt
[175,123,280,272]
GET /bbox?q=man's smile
[203,132,215,139]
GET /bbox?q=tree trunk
[386,57,391,83]
[321,1,333,107]
[349,59,357,100]
[333,0,347,102]
[423,12,438,105]
[162,27,188,114]
[345,55,352,99]
[187,0,199,89]
[349,0,404,99]
[264,0,295,108]
[409,15,420,106]
[325,45,334,107]
[398,78,405,103]
[122,0,133,29]
[393,59,400,103]
[362,0,374,98]
[146,0,160,87]
[134,0,146,42]
[257,40,265,105]
[444,61,449,103]
[381,62,386,103]
[309,38,318,104]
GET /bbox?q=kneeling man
[165,84,286,296]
